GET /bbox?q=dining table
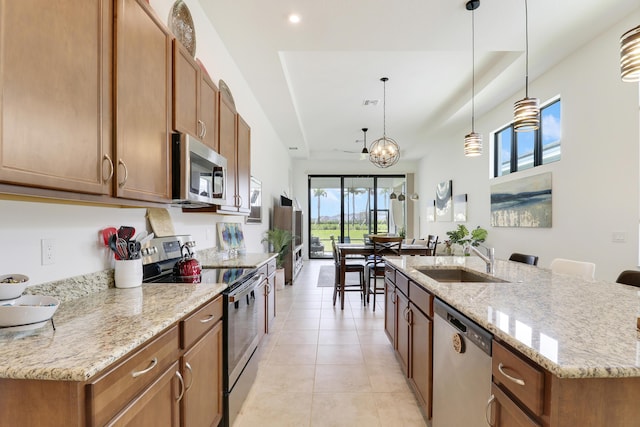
[335,242,432,310]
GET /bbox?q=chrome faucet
[469,244,495,274]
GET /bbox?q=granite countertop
[385,256,640,379]
[0,252,277,382]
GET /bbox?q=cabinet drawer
[395,271,409,296]
[385,265,395,284]
[181,296,223,349]
[492,341,545,416]
[266,258,277,275]
[88,325,180,426]
[409,281,432,317]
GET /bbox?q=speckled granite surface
[196,249,277,269]
[0,252,275,382]
[385,256,640,379]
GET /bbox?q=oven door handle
[228,274,265,303]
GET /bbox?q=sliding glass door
[308,175,405,259]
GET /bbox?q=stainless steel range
[141,235,263,427]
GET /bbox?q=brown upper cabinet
[217,92,251,214]
[172,41,218,151]
[0,0,113,195]
[114,0,172,203]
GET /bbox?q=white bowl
[0,295,59,327]
[0,274,29,300]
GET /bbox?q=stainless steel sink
[417,268,508,283]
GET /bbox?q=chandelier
[369,77,400,168]
[464,0,482,157]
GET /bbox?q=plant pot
[275,268,285,289]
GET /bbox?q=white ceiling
[199,0,639,163]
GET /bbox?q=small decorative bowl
[0,274,29,300]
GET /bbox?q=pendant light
[369,77,400,168]
[620,24,640,82]
[513,0,539,132]
[389,191,397,200]
[360,128,369,160]
[464,0,482,157]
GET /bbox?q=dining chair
[331,238,366,306]
[550,258,595,280]
[367,236,403,311]
[615,270,640,288]
[426,235,439,256]
[509,252,539,266]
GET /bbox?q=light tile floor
[233,260,428,427]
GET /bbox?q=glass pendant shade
[369,77,400,168]
[620,24,640,82]
[464,132,483,156]
[389,191,397,200]
[513,97,540,131]
[397,193,406,202]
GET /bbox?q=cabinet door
[181,322,223,427]
[199,74,218,151]
[490,383,541,427]
[172,40,199,138]
[410,302,432,418]
[384,280,396,345]
[396,291,410,376]
[114,0,172,203]
[217,92,237,208]
[107,361,180,427]
[0,0,112,195]
[266,273,276,333]
[236,114,251,213]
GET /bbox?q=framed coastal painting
[453,194,468,222]
[490,172,552,227]
[436,180,452,222]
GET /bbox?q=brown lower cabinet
[0,295,224,427]
[384,266,433,419]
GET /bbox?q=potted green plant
[446,224,488,255]
[262,228,293,288]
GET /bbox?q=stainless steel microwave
[172,133,227,208]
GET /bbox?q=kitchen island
[0,252,276,426]
[384,255,640,426]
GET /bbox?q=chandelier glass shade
[513,0,539,132]
[464,0,482,157]
[369,77,400,168]
[620,24,640,82]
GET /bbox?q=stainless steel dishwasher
[432,298,493,427]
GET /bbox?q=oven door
[225,273,265,389]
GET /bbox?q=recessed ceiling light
[288,14,301,24]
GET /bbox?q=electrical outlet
[612,232,626,243]
[41,239,56,265]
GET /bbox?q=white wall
[417,10,640,282]
[0,0,290,286]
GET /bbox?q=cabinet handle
[407,307,413,325]
[131,357,157,378]
[103,154,114,182]
[184,362,194,392]
[175,370,185,401]
[486,394,495,426]
[498,362,526,386]
[202,122,207,139]
[391,290,396,304]
[199,314,216,323]
[117,159,128,188]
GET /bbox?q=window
[494,98,561,177]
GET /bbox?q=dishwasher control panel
[434,298,492,356]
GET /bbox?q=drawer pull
[199,314,216,323]
[184,362,194,392]
[175,370,185,401]
[498,362,526,386]
[486,395,495,426]
[131,357,158,378]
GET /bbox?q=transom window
[493,98,561,177]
